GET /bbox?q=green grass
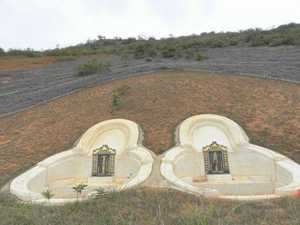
[0,188,299,225]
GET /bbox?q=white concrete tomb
[10,119,154,204]
[161,114,300,200]
[10,115,300,203]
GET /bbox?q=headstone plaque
[203,141,230,174]
[92,145,116,177]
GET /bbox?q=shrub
[112,85,130,111]
[45,46,101,57]
[133,43,148,58]
[161,46,177,58]
[6,48,41,57]
[121,37,136,45]
[112,92,122,109]
[41,189,54,201]
[182,47,196,59]
[119,50,130,65]
[0,48,5,56]
[206,38,227,48]
[77,60,111,76]
[77,60,98,76]
[249,35,267,46]
[72,183,88,200]
[195,52,207,61]
[56,56,77,62]
[244,30,269,46]
[133,43,157,59]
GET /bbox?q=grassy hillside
[1,23,300,59]
[0,70,299,225]
[0,188,299,225]
[1,71,299,186]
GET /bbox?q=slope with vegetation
[1,23,300,60]
[1,71,299,184]
[0,23,300,225]
[0,71,300,225]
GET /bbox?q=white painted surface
[76,119,139,156]
[179,114,249,151]
[192,126,231,151]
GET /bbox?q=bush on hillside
[112,85,130,111]
[2,23,300,58]
[0,48,5,56]
[45,47,99,57]
[161,45,177,58]
[133,43,158,59]
[195,52,207,61]
[6,48,41,57]
[77,60,111,76]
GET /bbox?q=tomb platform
[161,114,300,200]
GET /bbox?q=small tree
[0,47,5,56]
[112,91,122,109]
[42,189,54,202]
[195,52,207,61]
[98,35,106,40]
[111,85,130,111]
[120,51,129,65]
[72,183,88,200]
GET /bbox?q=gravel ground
[0,46,299,116]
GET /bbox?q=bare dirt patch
[0,71,299,185]
[0,56,59,71]
[0,54,112,72]
[0,135,10,145]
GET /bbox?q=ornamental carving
[203,141,230,174]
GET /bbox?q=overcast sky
[1,0,300,50]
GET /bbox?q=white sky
[0,0,299,50]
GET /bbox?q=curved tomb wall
[228,148,275,178]
[76,119,139,156]
[26,153,89,194]
[276,164,293,188]
[173,151,204,178]
[179,115,249,150]
[192,126,232,151]
[28,167,47,193]
[46,155,88,182]
[115,155,141,178]
[90,129,128,156]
